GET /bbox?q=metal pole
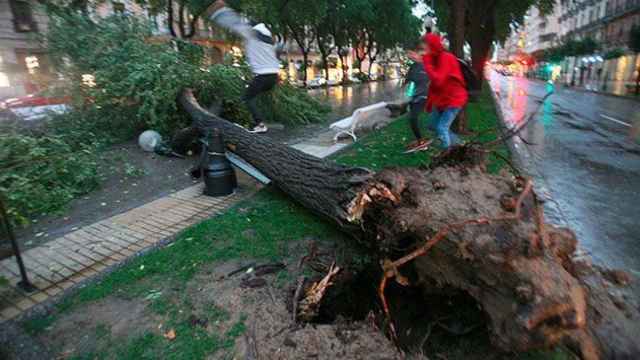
[0,195,36,293]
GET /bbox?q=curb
[487,85,570,227]
[566,85,640,102]
[487,86,527,173]
[526,77,640,102]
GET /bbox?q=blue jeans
[431,107,461,148]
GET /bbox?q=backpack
[457,58,480,102]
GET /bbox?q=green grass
[335,85,509,174]
[21,84,539,359]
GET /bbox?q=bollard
[201,129,237,197]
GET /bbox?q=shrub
[46,11,329,134]
[604,48,626,60]
[0,124,101,226]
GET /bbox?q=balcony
[604,0,640,20]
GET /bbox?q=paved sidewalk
[0,183,254,322]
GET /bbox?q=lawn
[335,86,510,174]
[19,86,568,359]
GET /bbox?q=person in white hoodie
[205,0,280,133]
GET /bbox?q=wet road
[308,79,403,121]
[490,71,640,277]
[277,80,403,144]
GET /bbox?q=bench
[330,101,388,142]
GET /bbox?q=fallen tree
[178,89,640,359]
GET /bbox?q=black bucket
[202,130,237,197]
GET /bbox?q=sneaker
[404,138,433,154]
[249,123,268,134]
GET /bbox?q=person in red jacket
[421,33,468,148]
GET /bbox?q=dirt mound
[186,259,400,360]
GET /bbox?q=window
[113,2,125,14]
[0,73,9,88]
[9,0,37,33]
[540,33,556,42]
[15,50,50,75]
[25,55,39,74]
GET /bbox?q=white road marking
[600,114,631,127]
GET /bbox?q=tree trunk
[367,54,377,80]
[178,89,640,360]
[315,32,332,82]
[448,0,465,58]
[167,0,177,38]
[301,51,309,86]
[339,51,350,84]
[448,0,468,133]
[469,2,495,87]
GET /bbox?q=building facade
[524,4,562,56]
[559,0,640,51]
[603,0,640,49]
[0,0,49,98]
[559,0,608,42]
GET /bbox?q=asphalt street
[490,71,640,279]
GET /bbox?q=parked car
[0,88,71,121]
[307,77,327,88]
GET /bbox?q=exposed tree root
[297,264,341,322]
[179,89,640,360]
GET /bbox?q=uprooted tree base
[178,89,640,359]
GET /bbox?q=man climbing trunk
[205,0,281,133]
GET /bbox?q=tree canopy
[429,0,556,81]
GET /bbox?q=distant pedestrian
[205,0,280,133]
[419,33,468,149]
[636,65,640,96]
[403,39,431,153]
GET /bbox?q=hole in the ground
[310,263,491,355]
[314,267,380,323]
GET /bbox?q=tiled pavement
[0,183,253,322]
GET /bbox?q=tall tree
[315,22,335,82]
[432,0,556,81]
[284,1,327,85]
[365,0,421,78]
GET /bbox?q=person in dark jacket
[205,0,281,133]
[420,33,468,148]
[403,39,431,153]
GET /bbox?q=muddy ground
[2,237,556,360]
[15,240,401,359]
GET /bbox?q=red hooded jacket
[422,33,468,112]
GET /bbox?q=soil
[185,260,400,360]
[20,239,401,359]
[15,238,521,360]
[37,298,162,358]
